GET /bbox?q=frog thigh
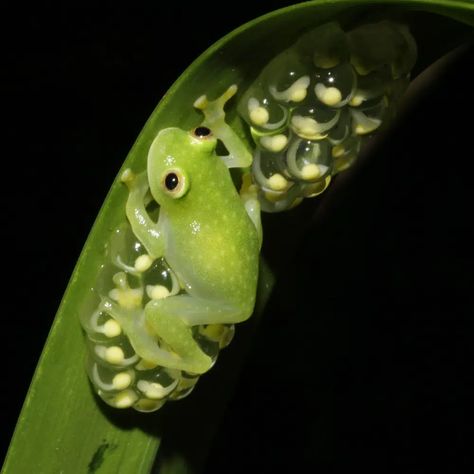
[145,295,249,374]
[100,297,183,369]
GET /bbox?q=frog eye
[193,126,212,138]
[161,168,189,198]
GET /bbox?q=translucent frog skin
[120,125,260,375]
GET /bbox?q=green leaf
[3,1,472,473]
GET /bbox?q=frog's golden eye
[193,126,212,138]
[161,168,189,198]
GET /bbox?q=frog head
[147,126,218,206]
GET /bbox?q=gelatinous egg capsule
[99,388,140,409]
[84,308,123,342]
[252,148,293,194]
[134,367,182,411]
[238,85,289,134]
[192,326,221,367]
[348,21,417,78]
[198,324,235,349]
[313,62,357,108]
[87,359,135,394]
[331,136,361,173]
[143,257,180,301]
[169,373,200,401]
[327,108,352,145]
[262,49,312,105]
[91,336,139,369]
[257,182,303,213]
[351,97,388,135]
[290,102,340,140]
[251,128,290,154]
[300,175,332,198]
[296,22,350,69]
[349,69,391,107]
[135,367,179,402]
[107,223,148,275]
[286,137,332,182]
[134,398,167,413]
[269,75,311,105]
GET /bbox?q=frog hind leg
[145,294,247,374]
[100,297,183,369]
[194,85,253,169]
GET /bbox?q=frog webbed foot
[194,85,252,169]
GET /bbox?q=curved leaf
[3,1,472,473]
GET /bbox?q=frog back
[163,156,259,312]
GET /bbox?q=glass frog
[120,86,261,375]
[81,86,262,411]
[80,20,416,412]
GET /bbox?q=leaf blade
[3,1,472,472]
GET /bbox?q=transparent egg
[296,22,349,69]
[348,21,417,78]
[143,257,177,299]
[238,85,289,134]
[290,102,340,140]
[252,149,293,194]
[83,309,123,343]
[198,324,235,349]
[252,129,290,154]
[134,398,166,413]
[107,223,146,273]
[262,49,312,105]
[327,108,351,145]
[90,334,139,369]
[193,325,221,366]
[135,369,179,401]
[300,176,332,198]
[286,136,332,182]
[351,97,388,135]
[349,69,391,107]
[331,136,361,173]
[169,374,200,400]
[87,359,135,394]
[313,62,357,108]
[257,184,303,213]
[99,388,139,409]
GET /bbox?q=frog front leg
[194,85,253,169]
[120,169,164,258]
[145,295,251,374]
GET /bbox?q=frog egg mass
[238,20,416,212]
[80,19,416,412]
[81,224,235,411]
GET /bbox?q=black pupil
[195,126,211,137]
[165,173,179,191]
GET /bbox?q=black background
[2,3,473,472]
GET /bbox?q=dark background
[2,3,473,472]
